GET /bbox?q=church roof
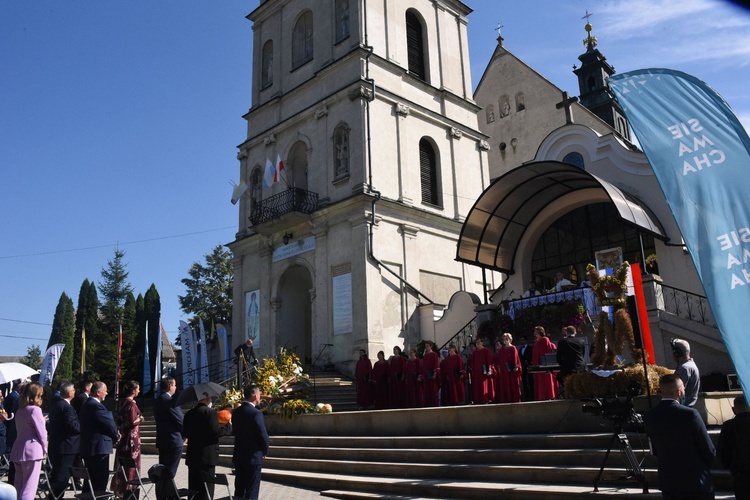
[456,161,666,274]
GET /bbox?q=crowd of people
[354,326,582,410]
[0,377,269,500]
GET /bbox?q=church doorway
[276,265,313,363]
[530,202,656,290]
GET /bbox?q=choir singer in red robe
[372,351,390,409]
[471,337,495,404]
[493,333,522,403]
[355,349,374,410]
[421,341,440,407]
[389,346,407,409]
[404,349,424,408]
[531,326,559,401]
[442,344,465,406]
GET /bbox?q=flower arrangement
[218,386,244,409]
[271,398,315,419]
[645,254,657,267]
[254,348,308,396]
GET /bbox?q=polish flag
[275,154,285,183]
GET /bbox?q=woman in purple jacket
[10,383,48,500]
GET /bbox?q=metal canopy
[456,161,666,273]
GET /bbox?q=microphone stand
[311,344,332,406]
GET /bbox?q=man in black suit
[556,326,587,397]
[4,379,24,485]
[154,377,184,478]
[232,385,269,499]
[517,336,535,401]
[48,382,81,498]
[644,374,715,499]
[79,381,119,492]
[71,380,92,415]
[183,394,232,500]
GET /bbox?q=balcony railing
[655,283,716,329]
[249,187,318,226]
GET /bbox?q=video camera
[581,380,644,430]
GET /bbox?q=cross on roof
[582,10,593,22]
[496,23,503,36]
[556,91,579,125]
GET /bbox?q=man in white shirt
[548,272,572,292]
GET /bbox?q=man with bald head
[644,374,715,498]
[79,381,119,492]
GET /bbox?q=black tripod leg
[593,431,619,492]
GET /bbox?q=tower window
[261,40,273,89]
[587,76,596,92]
[335,0,350,42]
[516,92,525,112]
[292,10,314,69]
[419,138,441,207]
[563,152,585,169]
[406,10,427,82]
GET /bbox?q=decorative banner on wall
[179,320,197,387]
[216,323,230,381]
[610,68,750,398]
[245,290,260,350]
[198,319,209,383]
[332,263,353,335]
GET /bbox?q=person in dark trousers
[232,385,269,500]
[718,394,750,499]
[47,382,81,498]
[153,378,184,478]
[4,379,24,485]
[644,374,715,499]
[183,394,231,500]
[79,382,119,492]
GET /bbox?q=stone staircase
[138,378,737,499]
[303,366,358,412]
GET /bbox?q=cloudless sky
[2,0,748,358]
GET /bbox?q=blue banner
[609,68,750,398]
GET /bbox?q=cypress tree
[121,292,138,384]
[74,279,99,379]
[47,292,75,382]
[144,284,161,395]
[135,294,146,387]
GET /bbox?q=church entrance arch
[276,264,313,363]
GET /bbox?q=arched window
[515,92,525,112]
[406,10,427,82]
[587,75,596,92]
[419,138,440,207]
[292,10,314,69]
[562,152,585,169]
[261,40,273,89]
[333,123,350,180]
[287,141,309,190]
[250,166,263,211]
[335,0,350,42]
[499,95,510,117]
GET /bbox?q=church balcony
[249,187,319,232]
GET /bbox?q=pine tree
[96,249,133,388]
[47,292,76,382]
[74,279,99,379]
[179,245,233,329]
[144,284,161,395]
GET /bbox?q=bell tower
[573,14,630,141]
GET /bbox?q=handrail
[438,316,477,353]
[655,282,716,329]
[249,187,319,226]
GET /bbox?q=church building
[229,0,494,371]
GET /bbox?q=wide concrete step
[262,468,661,499]
[261,457,659,485]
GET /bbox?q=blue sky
[2,0,748,358]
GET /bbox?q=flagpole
[80,327,87,375]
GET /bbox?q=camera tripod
[593,423,649,494]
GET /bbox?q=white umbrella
[0,362,38,384]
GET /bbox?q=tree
[121,292,139,384]
[47,292,76,381]
[179,245,233,329]
[74,279,99,378]
[96,249,133,387]
[21,345,42,371]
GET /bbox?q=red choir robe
[471,346,495,404]
[421,351,440,407]
[442,353,465,406]
[404,357,424,408]
[532,337,559,401]
[389,355,407,409]
[372,359,390,409]
[355,357,375,408]
[493,346,522,403]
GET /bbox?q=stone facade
[229,0,495,374]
